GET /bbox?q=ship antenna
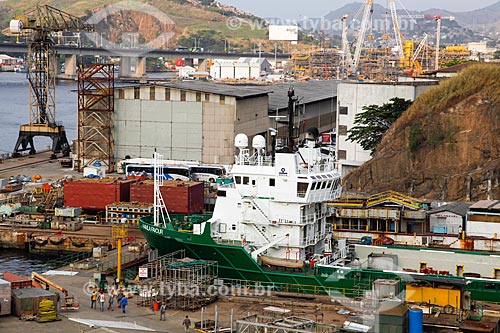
[287,86,298,152]
[153,151,171,227]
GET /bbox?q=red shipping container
[64,178,136,211]
[130,180,204,214]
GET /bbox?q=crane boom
[353,0,372,70]
[341,15,352,77]
[435,16,441,70]
[32,272,68,296]
[389,0,404,58]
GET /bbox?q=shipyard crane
[399,14,455,70]
[411,33,428,75]
[340,15,353,77]
[9,5,93,158]
[389,0,405,59]
[352,0,373,71]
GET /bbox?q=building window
[243,176,249,185]
[134,87,140,99]
[220,95,225,105]
[339,106,348,115]
[235,176,241,184]
[205,93,210,101]
[297,182,309,198]
[338,125,348,136]
[118,89,124,99]
[337,150,347,160]
[149,87,155,100]
[269,178,275,187]
[196,92,202,102]
[165,88,171,101]
[180,90,186,101]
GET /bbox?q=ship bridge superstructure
[209,133,342,262]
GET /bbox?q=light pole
[223,39,230,53]
[100,33,106,47]
[274,43,277,70]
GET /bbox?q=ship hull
[140,218,500,303]
[140,220,343,294]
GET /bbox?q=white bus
[125,164,191,181]
[190,165,227,183]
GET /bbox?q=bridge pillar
[64,54,77,76]
[119,56,131,77]
[136,57,146,77]
[120,56,147,77]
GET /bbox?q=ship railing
[320,245,350,266]
[301,231,326,246]
[295,162,336,175]
[219,277,366,298]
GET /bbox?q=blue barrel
[409,308,423,333]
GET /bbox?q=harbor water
[0,72,77,156]
[0,249,48,276]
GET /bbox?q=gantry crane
[9,5,93,158]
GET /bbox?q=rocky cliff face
[343,64,500,201]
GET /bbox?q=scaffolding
[139,250,219,311]
[77,63,115,173]
[236,315,336,333]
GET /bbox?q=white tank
[252,135,266,149]
[235,133,248,149]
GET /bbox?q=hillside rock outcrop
[343,64,500,201]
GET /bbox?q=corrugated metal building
[114,82,270,164]
[428,202,471,235]
[113,80,338,165]
[466,200,500,238]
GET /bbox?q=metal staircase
[249,198,273,224]
[252,224,271,243]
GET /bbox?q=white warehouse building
[336,80,437,177]
[210,57,271,80]
[114,81,270,164]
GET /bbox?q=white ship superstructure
[209,132,342,261]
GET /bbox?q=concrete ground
[0,262,349,333]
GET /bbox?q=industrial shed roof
[153,81,272,99]
[428,202,472,217]
[469,200,500,211]
[267,80,338,112]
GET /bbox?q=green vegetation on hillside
[399,64,500,154]
[0,0,269,51]
[347,97,413,155]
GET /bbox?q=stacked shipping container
[130,180,204,214]
[63,178,135,211]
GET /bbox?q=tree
[347,97,413,155]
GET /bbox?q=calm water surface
[0,249,47,276]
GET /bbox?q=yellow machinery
[406,284,462,310]
[112,224,128,282]
[31,272,80,310]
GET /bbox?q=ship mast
[153,152,170,227]
[287,86,298,152]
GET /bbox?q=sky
[220,0,500,18]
